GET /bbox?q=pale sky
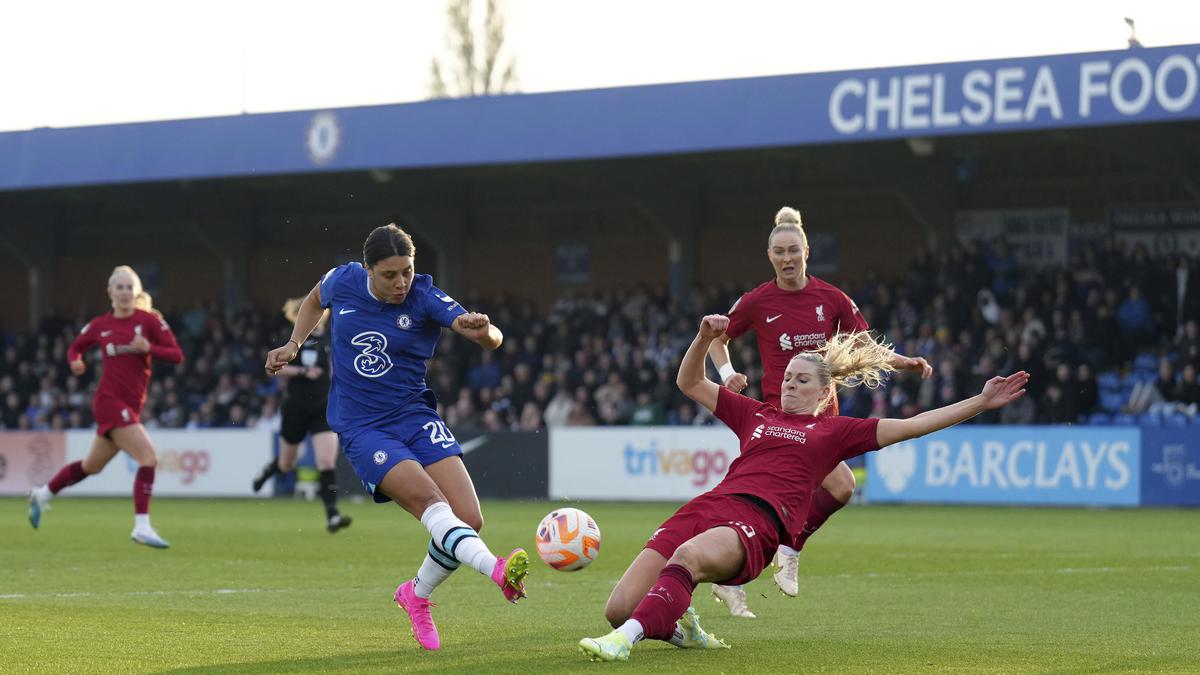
[1,0,1197,133]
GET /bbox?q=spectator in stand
[1116,285,1154,354]
[1174,364,1199,415]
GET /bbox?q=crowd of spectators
[1,236,1197,434]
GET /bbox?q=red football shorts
[93,394,139,437]
[643,493,783,586]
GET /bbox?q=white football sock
[413,540,459,599]
[34,485,52,503]
[134,514,151,531]
[778,544,799,557]
[618,619,645,645]
[668,625,686,647]
[419,502,497,576]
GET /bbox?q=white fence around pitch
[0,429,273,497]
[549,425,1198,507]
[2,425,1197,505]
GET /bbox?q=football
[535,507,601,571]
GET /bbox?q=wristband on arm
[718,363,737,383]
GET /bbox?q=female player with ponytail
[710,207,931,617]
[579,316,1026,662]
[265,223,528,652]
[28,266,184,549]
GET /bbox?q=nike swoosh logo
[338,308,357,315]
[100,330,113,336]
[458,435,488,454]
[766,314,782,323]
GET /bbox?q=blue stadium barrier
[867,425,1200,507]
[1165,413,1191,428]
[1100,392,1125,413]
[1088,412,1113,425]
[1138,412,1163,426]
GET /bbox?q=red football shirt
[725,276,869,406]
[67,309,184,411]
[708,387,880,539]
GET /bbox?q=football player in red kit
[710,206,932,616]
[28,266,184,548]
[578,315,1028,662]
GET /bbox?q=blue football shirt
[318,263,466,432]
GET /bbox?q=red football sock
[47,461,88,494]
[134,466,155,515]
[630,564,696,641]
[794,486,847,550]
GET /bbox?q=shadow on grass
[153,643,739,675]
[155,649,461,674]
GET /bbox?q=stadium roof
[1,43,1197,192]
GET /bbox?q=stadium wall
[0,429,273,497]
[2,427,1195,506]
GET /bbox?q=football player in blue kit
[265,223,529,651]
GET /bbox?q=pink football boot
[491,548,530,603]
[394,580,440,650]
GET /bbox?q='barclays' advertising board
[866,426,1140,506]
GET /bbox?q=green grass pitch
[2,497,1197,673]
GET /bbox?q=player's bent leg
[582,528,743,661]
[793,464,855,552]
[423,455,484,531]
[605,548,669,627]
[422,455,529,602]
[254,440,299,493]
[111,425,169,549]
[822,461,856,503]
[31,435,119,529]
[312,432,350,532]
[81,434,121,475]
[380,461,525,602]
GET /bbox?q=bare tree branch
[428,0,518,98]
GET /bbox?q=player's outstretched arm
[678,315,728,413]
[266,283,323,374]
[876,371,1029,447]
[453,312,503,350]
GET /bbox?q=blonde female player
[710,207,932,617]
[264,224,528,652]
[28,266,184,548]
[579,316,1026,662]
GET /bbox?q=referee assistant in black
[254,298,351,533]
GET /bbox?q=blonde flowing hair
[791,331,896,415]
[134,290,164,318]
[282,296,329,328]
